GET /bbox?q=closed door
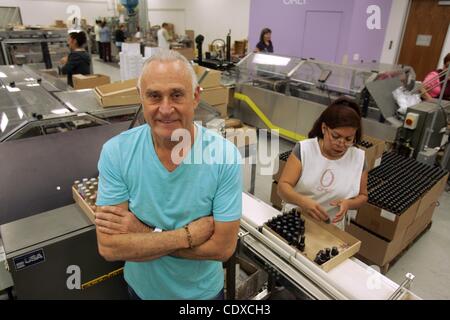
[398,0,450,81]
[301,11,343,63]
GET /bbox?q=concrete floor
[95,58,450,300]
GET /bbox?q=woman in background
[255,28,274,53]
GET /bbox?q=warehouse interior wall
[249,0,393,65]
[147,0,251,52]
[0,0,115,26]
[379,0,410,65]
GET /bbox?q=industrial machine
[1,204,128,299]
[233,53,450,171]
[237,193,421,300]
[0,64,141,142]
[0,29,68,68]
[233,52,413,142]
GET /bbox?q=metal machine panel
[365,77,402,120]
[1,204,128,299]
[406,102,450,155]
[0,122,130,225]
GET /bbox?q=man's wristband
[184,224,193,248]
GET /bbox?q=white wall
[0,0,115,26]
[379,0,410,64]
[438,23,450,69]
[147,0,251,48]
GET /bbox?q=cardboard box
[356,172,447,241]
[348,203,436,267]
[212,103,227,118]
[194,65,222,89]
[415,173,448,220]
[359,135,385,170]
[185,30,195,41]
[270,181,282,209]
[94,79,140,108]
[39,69,59,77]
[200,86,229,106]
[403,203,436,246]
[355,199,419,241]
[225,125,257,148]
[346,222,405,267]
[73,74,111,90]
[264,213,361,272]
[172,47,195,61]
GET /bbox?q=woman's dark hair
[444,53,450,67]
[69,31,87,47]
[259,28,272,43]
[308,97,362,142]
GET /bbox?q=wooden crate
[72,186,96,224]
[263,213,361,272]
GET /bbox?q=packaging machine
[0,29,68,68]
[238,193,420,300]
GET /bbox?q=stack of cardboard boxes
[194,65,229,118]
[347,165,448,272]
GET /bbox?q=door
[301,11,343,63]
[398,0,450,81]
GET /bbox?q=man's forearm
[171,237,236,262]
[98,228,188,262]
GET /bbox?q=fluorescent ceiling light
[1,113,8,132]
[26,83,40,87]
[0,72,6,78]
[252,54,291,66]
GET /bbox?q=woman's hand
[299,197,329,222]
[95,206,151,235]
[59,56,68,65]
[330,199,350,223]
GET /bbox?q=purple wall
[249,0,392,64]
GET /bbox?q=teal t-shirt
[96,123,242,299]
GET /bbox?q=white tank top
[285,138,365,224]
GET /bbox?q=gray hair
[137,49,199,96]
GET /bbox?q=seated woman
[421,53,450,101]
[60,31,91,87]
[278,98,368,230]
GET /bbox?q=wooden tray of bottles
[72,186,96,224]
[262,213,361,272]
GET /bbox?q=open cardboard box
[73,74,110,90]
[359,135,385,170]
[200,86,229,106]
[194,65,222,89]
[94,79,140,107]
[72,186,96,224]
[263,213,361,272]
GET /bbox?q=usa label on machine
[13,249,46,271]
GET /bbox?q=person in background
[278,98,368,230]
[421,53,450,101]
[59,31,91,87]
[255,28,273,53]
[157,23,171,49]
[115,24,126,52]
[100,21,112,62]
[135,26,142,43]
[94,20,102,59]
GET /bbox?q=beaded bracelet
[184,224,193,248]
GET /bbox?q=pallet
[356,222,432,274]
